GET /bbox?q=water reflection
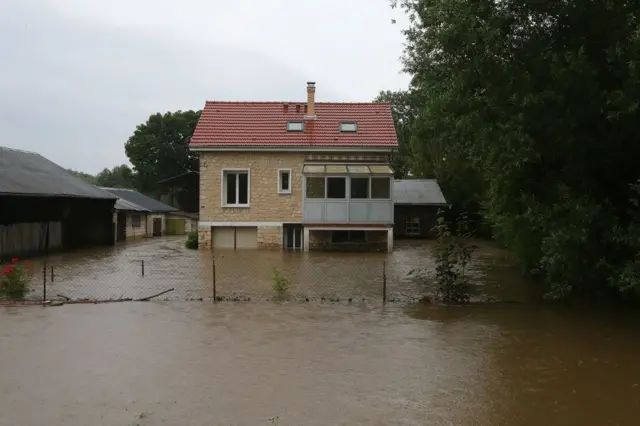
[1,302,638,425]
[20,237,536,302]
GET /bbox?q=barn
[0,146,117,258]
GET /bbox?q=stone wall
[198,227,212,249]
[199,151,305,223]
[126,213,147,240]
[257,226,282,249]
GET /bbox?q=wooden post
[141,260,145,277]
[212,257,217,303]
[43,260,47,302]
[382,261,387,304]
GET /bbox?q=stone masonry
[199,151,304,223]
[198,151,305,249]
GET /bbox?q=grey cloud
[0,1,325,173]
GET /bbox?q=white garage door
[212,227,258,249]
[213,227,235,249]
[235,227,258,249]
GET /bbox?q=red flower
[11,257,19,264]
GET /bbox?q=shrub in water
[271,268,290,295]
[0,257,29,300]
[185,231,198,249]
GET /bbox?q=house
[0,146,117,258]
[393,179,449,238]
[189,82,398,252]
[100,188,195,241]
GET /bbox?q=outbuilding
[0,146,117,258]
[393,179,449,239]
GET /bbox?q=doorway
[152,218,162,237]
[283,224,303,251]
[116,212,126,241]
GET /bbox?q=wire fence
[1,248,435,305]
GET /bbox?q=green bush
[185,231,198,249]
[271,268,290,295]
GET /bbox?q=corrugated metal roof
[393,179,448,206]
[102,188,178,213]
[114,197,149,212]
[0,146,116,200]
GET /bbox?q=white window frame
[406,216,420,236]
[221,168,251,208]
[277,168,292,194]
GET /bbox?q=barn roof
[393,179,448,206]
[101,188,178,213]
[0,146,116,200]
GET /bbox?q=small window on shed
[287,121,304,132]
[340,121,357,132]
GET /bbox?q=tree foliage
[125,110,201,194]
[395,0,640,299]
[95,164,135,189]
[66,169,97,185]
[374,90,419,178]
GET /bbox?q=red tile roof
[190,101,398,148]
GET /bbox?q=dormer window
[340,121,357,132]
[287,121,304,132]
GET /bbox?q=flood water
[22,237,536,303]
[1,302,639,425]
[3,238,639,425]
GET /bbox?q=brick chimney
[305,81,317,119]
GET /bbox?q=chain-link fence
[2,245,436,305]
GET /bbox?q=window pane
[281,171,290,191]
[287,121,304,131]
[326,165,347,174]
[369,165,393,174]
[327,177,346,199]
[302,165,325,173]
[350,177,369,199]
[347,165,370,174]
[226,173,236,204]
[238,173,248,204]
[340,122,357,132]
[306,177,325,198]
[371,177,390,199]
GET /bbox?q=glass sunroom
[302,164,394,224]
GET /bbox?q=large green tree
[125,110,201,194]
[374,90,418,178]
[94,164,135,189]
[395,0,640,299]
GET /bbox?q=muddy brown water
[20,237,536,303]
[1,302,639,426]
[3,238,639,425]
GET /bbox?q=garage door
[212,227,258,249]
[213,227,235,249]
[235,227,258,249]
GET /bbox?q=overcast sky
[0,0,410,174]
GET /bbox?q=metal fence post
[43,260,47,302]
[382,261,387,304]
[141,260,145,277]
[213,257,217,303]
